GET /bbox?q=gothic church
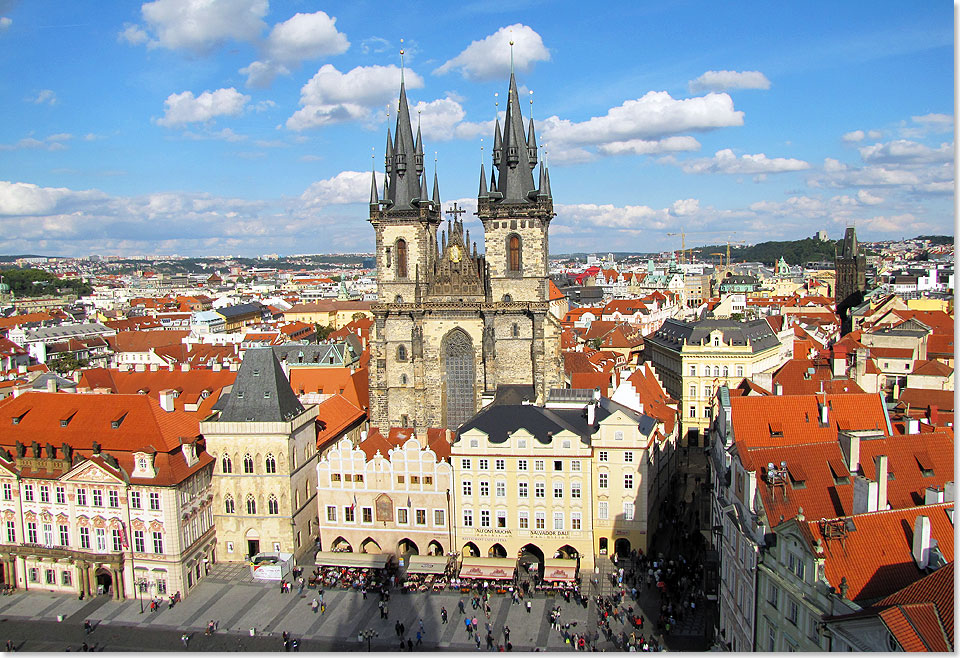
[368,72,563,431]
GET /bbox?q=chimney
[929,405,939,426]
[924,486,944,505]
[855,347,867,379]
[181,439,197,467]
[945,481,955,502]
[158,389,175,412]
[852,475,878,514]
[819,400,829,425]
[831,344,847,377]
[587,402,596,426]
[839,431,860,473]
[906,418,920,435]
[774,383,783,395]
[912,515,931,569]
[181,363,191,372]
[149,363,158,371]
[212,362,221,372]
[46,378,57,393]
[875,455,888,510]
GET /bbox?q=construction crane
[710,252,725,268]
[725,240,746,268]
[665,229,738,264]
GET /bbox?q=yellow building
[284,301,374,330]
[646,318,784,445]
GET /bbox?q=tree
[49,353,88,375]
[314,323,335,341]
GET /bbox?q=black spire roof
[217,348,305,423]
[382,81,425,211]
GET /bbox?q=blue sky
[0,1,953,258]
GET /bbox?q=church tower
[368,69,562,433]
[835,226,866,335]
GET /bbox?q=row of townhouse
[708,387,954,651]
[315,375,680,576]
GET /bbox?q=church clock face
[449,244,462,263]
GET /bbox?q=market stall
[249,552,294,581]
[457,557,517,593]
[311,552,394,590]
[402,555,452,592]
[538,558,580,596]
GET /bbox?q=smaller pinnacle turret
[478,163,488,197]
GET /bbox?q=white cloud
[669,198,700,216]
[0,181,106,216]
[598,136,701,156]
[28,89,57,105]
[156,88,250,127]
[901,113,954,138]
[688,70,770,93]
[434,24,549,80]
[681,148,809,175]
[179,127,247,142]
[286,64,422,131]
[361,36,391,55]
[556,203,671,230]
[135,0,268,54]
[118,22,149,45]
[0,133,73,152]
[859,139,953,165]
[0,16,11,30]
[241,11,349,88]
[301,171,381,207]
[842,130,865,143]
[541,91,743,161]
[411,97,493,142]
[856,189,884,205]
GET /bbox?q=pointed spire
[492,118,503,166]
[386,77,421,210]
[491,71,537,203]
[369,168,379,206]
[414,122,424,175]
[384,128,393,173]
[432,171,441,205]
[527,117,538,169]
[478,163,488,198]
[419,170,429,202]
[490,167,497,193]
[538,162,551,199]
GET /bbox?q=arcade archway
[462,542,480,557]
[488,543,508,558]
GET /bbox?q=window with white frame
[5,520,14,543]
[689,365,697,376]
[461,458,472,470]
[571,512,581,530]
[518,481,528,498]
[463,509,473,527]
[495,481,505,498]
[614,430,624,441]
[518,511,529,529]
[95,527,107,552]
[496,510,507,527]
[553,483,563,498]
[534,460,545,471]
[689,406,696,418]
[689,384,697,398]
[55,486,66,504]
[623,502,635,521]
[152,531,163,553]
[495,459,505,471]
[23,483,34,502]
[26,521,37,544]
[462,480,472,496]
[79,527,90,549]
[134,530,145,553]
[571,460,581,472]
[736,365,744,377]
[534,512,545,529]
[362,507,373,523]
[1,483,10,501]
[571,482,581,499]
[787,598,799,626]
[108,490,120,508]
[480,510,490,527]
[553,511,564,530]
[59,524,69,546]
[598,451,608,462]
[343,507,355,522]
[397,508,408,524]
[149,492,160,510]
[478,458,489,471]
[599,473,608,489]
[534,482,545,498]
[112,528,122,551]
[479,481,489,497]
[40,485,50,503]
[598,501,608,520]
[326,505,337,522]
[624,451,634,463]
[624,473,634,489]
[434,509,445,526]
[415,509,427,525]
[517,459,527,471]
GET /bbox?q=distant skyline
[0,1,953,258]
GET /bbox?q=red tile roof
[76,367,236,412]
[288,366,369,411]
[911,360,952,377]
[731,393,889,449]
[879,603,951,652]
[805,503,954,603]
[315,394,365,450]
[623,363,678,434]
[548,280,566,301]
[0,312,55,332]
[875,561,954,650]
[898,388,954,413]
[106,330,190,353]
[359,426,450,462]
[771,358,864,396]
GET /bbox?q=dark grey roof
[30,372,77,391]
[491,384,537,406]
[272,342,358,367]
[648,317,780,353]
[457,396,651,445]
[216,348,305,423]
[217,302,263,318]
[841,226,859,258]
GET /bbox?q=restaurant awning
[314,551,393,569]
[543,558,578,583]
[458,557,517,580]
[405,554,449,575]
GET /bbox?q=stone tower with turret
[368,70,563,432]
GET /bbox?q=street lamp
[358,629,377,652]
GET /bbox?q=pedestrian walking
[419,619,424,633]
[83,620,92,635]
[181,633,189,648]
[381,604,387,619]
[396,621,402,637]
[503,625,510,642]
[400,622,406,637]
[472,616,478,634]
[441,607,448,624]
[311,599,319,614]
[416,630,423,647]
[406,639,413,651]
[459,599,465,615]
[526,600,532,613]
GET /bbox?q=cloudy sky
[0,1,953,257]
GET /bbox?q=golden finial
[399,38,405,83]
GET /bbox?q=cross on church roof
[446,202,466,221]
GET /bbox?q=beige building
[0,392,215,601]
[315,428,453,557]
[200,348,319,562]
[284,300,374,331]
[646,318,784,445]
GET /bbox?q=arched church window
[502,294,512,303]
[268,495,279,515]
[224,495,235,514]
[246,495,256,515]
[512,323,520,338]
[396,239,408,278]
[397,344,407,361]
[221,455,232,474]
[265,454,276,474]
[243,454,254,474]
[508,235,521,272]
[400,374,408,385]
[395,295,403,303]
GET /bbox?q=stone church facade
[368,72,563,432]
